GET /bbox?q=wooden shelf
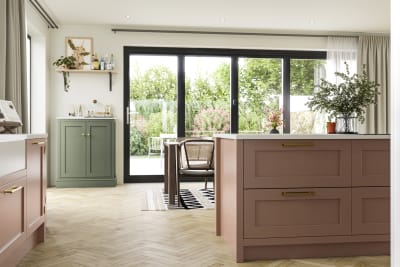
[56,69,117,91]
[56,69,117,74]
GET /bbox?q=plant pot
[270,127,279,134]
[336,116,358,134]
[326,122,336,134]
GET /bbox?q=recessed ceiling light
[220,17,226,23]
[125,15,131,20]
[309,19,315,25]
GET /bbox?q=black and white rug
[141,188,214,211]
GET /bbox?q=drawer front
[352,140,390,186]
[352,187,390,235]
[0,177,26,255]
[244,188,351,238]
[243,140,351,188]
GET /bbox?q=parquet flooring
[18,183,390,267]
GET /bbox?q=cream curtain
[0,0,28,133]
[358,35,390,134]
[326,37,358,83]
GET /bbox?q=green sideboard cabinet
[57,118,116,187]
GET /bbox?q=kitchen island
[214,134,390,262]
[0,134,47,267]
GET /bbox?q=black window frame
[123,46,326,182]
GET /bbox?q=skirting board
[241,241,390,262]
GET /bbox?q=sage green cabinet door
[86,121,114,178]
[60,121,86,178]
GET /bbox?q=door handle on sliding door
[126,106,130,125]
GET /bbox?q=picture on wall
[65,37,93,69]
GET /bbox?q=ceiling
[39,0,390,34]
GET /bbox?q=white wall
[48,25,327,186]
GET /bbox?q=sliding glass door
[124,48,326,182]
[185,56,231,137]
[128,55,177,176]
[238,58,282,133]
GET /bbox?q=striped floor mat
[141,188,214,211]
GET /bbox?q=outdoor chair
[176,139,214,206]
[148,136,163,157]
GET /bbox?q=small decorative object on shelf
[91,53,100,70]
[266,107,283,134]
[307,62,380,134]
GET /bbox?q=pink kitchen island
[214,134,390,262]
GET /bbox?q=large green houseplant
[307,62,380,133]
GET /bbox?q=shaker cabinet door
[352,187,390,235]
[59,121,87,178]
[86,121,114,178]
[352,140,390,186]
[26,139,46,235]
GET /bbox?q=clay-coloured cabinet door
[352,140,390,186]
[26,139,46,235]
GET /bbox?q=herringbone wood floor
[18,183,390,267]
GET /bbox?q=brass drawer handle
[281,142,314,147]
[3,186,23,194]
[282,191,315,197]
[32,141,45,145]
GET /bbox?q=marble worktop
[0,133,47,142]
[213,133,390,140]
[56,116,115,120]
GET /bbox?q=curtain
[358,35,390,134]
[326,37,358,83]
[0,0,28,133]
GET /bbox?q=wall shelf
[56,69,117,92]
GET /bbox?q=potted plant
[306,62,380,133]
[52,56,78,92]
[265,107,283,134]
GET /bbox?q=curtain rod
[111,28,360,38]
[29,0,58,29]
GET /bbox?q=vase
[335,115,358,134]
[270,127,279,134]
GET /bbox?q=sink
[0,135,26,178]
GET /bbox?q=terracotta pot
[326,122,336,134]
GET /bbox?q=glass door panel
[184,56,231,137]
[129,55,177,176]
[290,59,327,134]
[238,58,282,134]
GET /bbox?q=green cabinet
[57,119,116,187]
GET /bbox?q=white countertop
[0,133,47,142]
[57,116,115,120]
[213,133,390,140]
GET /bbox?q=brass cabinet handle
[86,133,91,137]
[3,186,23,194]
[81,133,86,136]
[281,142,314,147]
[32,141,45,145]
[281,191,315,197]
